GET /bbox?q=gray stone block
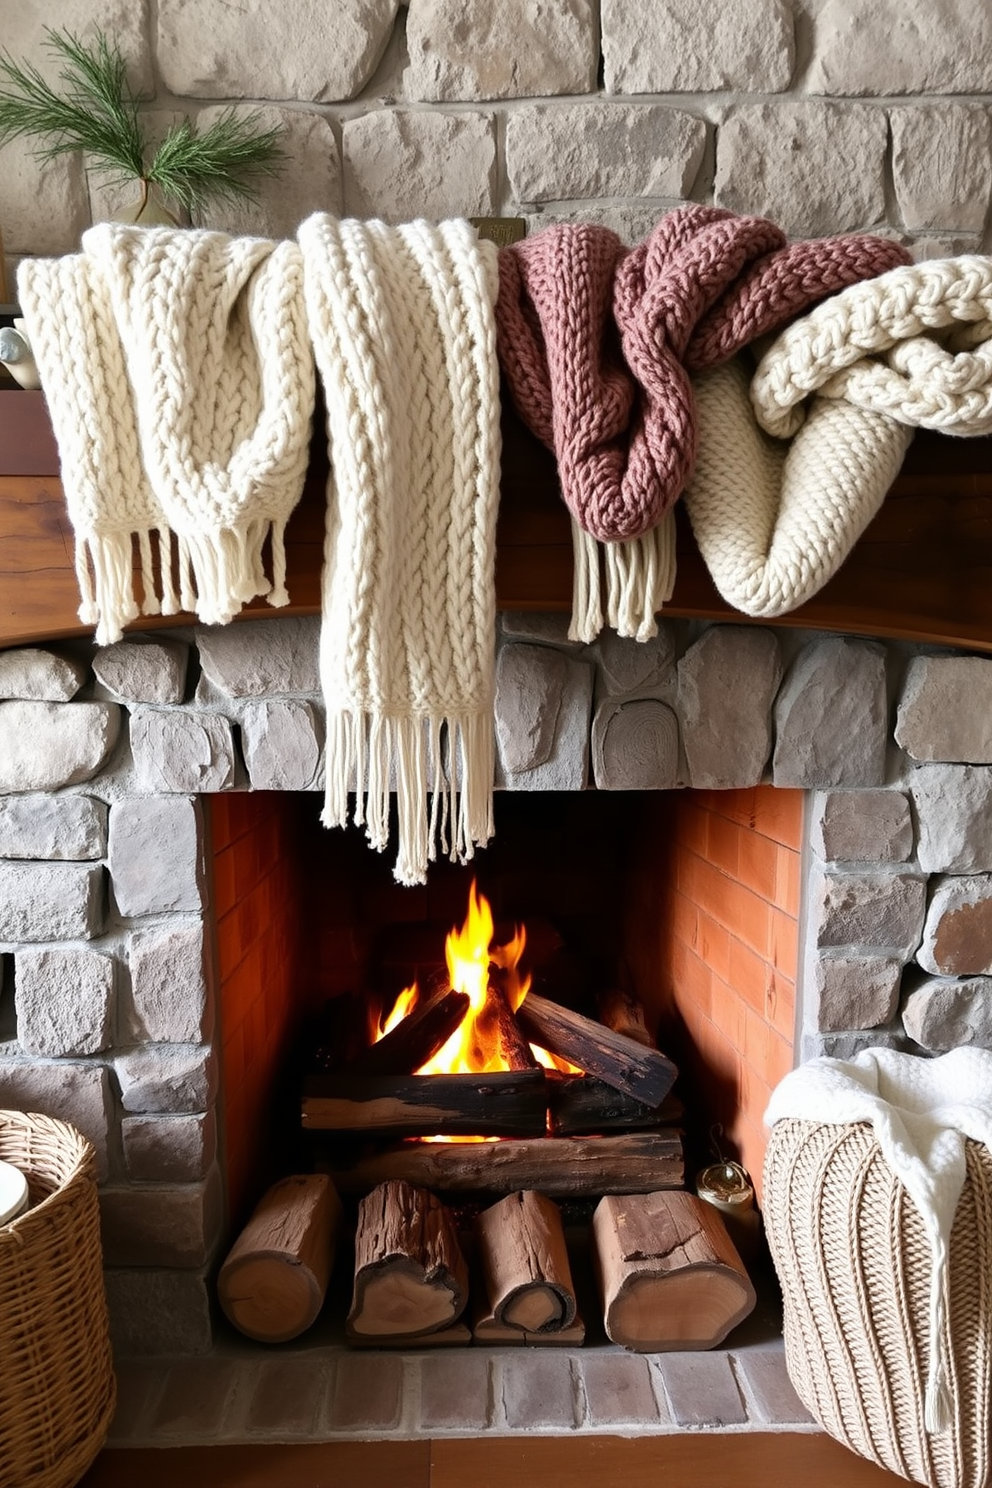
[14,948,114,1056]
[195,617,321,698]
[715,102,887,237]
[115,1045,218,1114]
[896,654,992,763]
[809,868,926,955]
[602,0,794,92]
[0,647,87,701]
[499,612,583,648]
[0,861,105,942]
[122,1112,216,1183]
[104,1268,214,1356]
[806,0,992,95]
[0,1058,111,1177]
[343,110,497,223]
[902,976,992,1051]
[918,874,992,975]
[0,700,121,793]
[502,1349,580,1429]
[92,638,189,704]
[323,1354,404,1431]
[130,709,236,794]
[0,794,107,861]
[99,1166,223,1268]
[810,789,914,863]
[501,657,593,790]
[655,1352,747,1426]
[811,955,903,1033]
[3,142,89,257]
[241,700,322,790]
[596,625,677,698]
[495,643,567,774]
[910,764,992,873]
[126,925,209,1043]
[591,696,680,790]
[507,103,706,202]
[891,106,992,234]
[157,0,398,101]
[108,796,205,916]
[800,1023,908,1062]
[679,626,781,789]
[773,638,888,788]
[407,0,597,100]
[193,105,341,239]
[418,1352,492,1431]
[581,1351,664,1427]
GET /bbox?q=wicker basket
[0,1110,116,1488]
[763,1118,992,1488]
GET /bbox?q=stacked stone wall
[4,0,992,261]
[3,614,992,1349]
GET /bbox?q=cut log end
[349,1262,462,1337]
[347,1179,468,1339]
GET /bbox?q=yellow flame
[529,1042,582,1075]
[377,983,418,1039]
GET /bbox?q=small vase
[113,181,183,227]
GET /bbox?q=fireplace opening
[207,783,801,1350]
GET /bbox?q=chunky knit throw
[496,206,909,640]
[686,255,992,617]
[299,214,501,886]
[17,224,314,644]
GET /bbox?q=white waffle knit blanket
[684,256,992,617]
[298,214,501,886]
[17,225,314,644]
[765,1046,992,1435]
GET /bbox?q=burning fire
[376,880,578,1080]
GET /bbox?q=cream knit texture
[17,225,314,644]
[685,256,992,618]
[299,214,501,887]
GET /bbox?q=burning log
[547,1072,683,1135]
[351,984,470,1077]
[347,1179,469,1340]
[592,1190,756,1351]
[217,1173,342,1343]
[515,991,677,1106]
[301,1068,548,1137]
[474,1189,577,1334]
[478,977,539,1071]
[323,1131,683,1197]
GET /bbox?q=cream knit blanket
[766,1046,992,1434]
[17,225,314,644]
[684,256,992,617]
[298,215,501,886]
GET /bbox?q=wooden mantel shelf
[2,387,992,652]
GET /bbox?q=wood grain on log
[323,1131,683,1197]
[301,1069,548,1137]
[596,986,656,1048]
[547,1072,683,1135]
[217,1173,342,1343]
[474,1189,577,1333]
[347,1179,469,1338]
[515,992,677,1106]
[592,1190,756,1351]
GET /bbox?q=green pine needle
[0,27,285,216]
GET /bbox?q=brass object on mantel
[2,387,992,653]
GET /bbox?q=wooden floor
[78,1433,911,1487]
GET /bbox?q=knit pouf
[763,1119,992,1488]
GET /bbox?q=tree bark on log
[515,991,677,1105]
[474,1190,577,1333]
[592,1190,756,1351]
[352,986,470,1076]
[596,986,656,1048]
[302,1068,548,1137]
[347,1179,469,1338]
[217,1173,342,1343]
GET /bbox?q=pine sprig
[0,27,285,216]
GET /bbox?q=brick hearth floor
[105,1265,815,1447]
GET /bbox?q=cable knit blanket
[685,255,992,616]
[766,1046,992,1434]
[17,225,314,644]
[495,206,908,639]
[298,214,501,886]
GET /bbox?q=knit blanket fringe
[321,710,495,888]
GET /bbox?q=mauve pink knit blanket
[495,205,911,542]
